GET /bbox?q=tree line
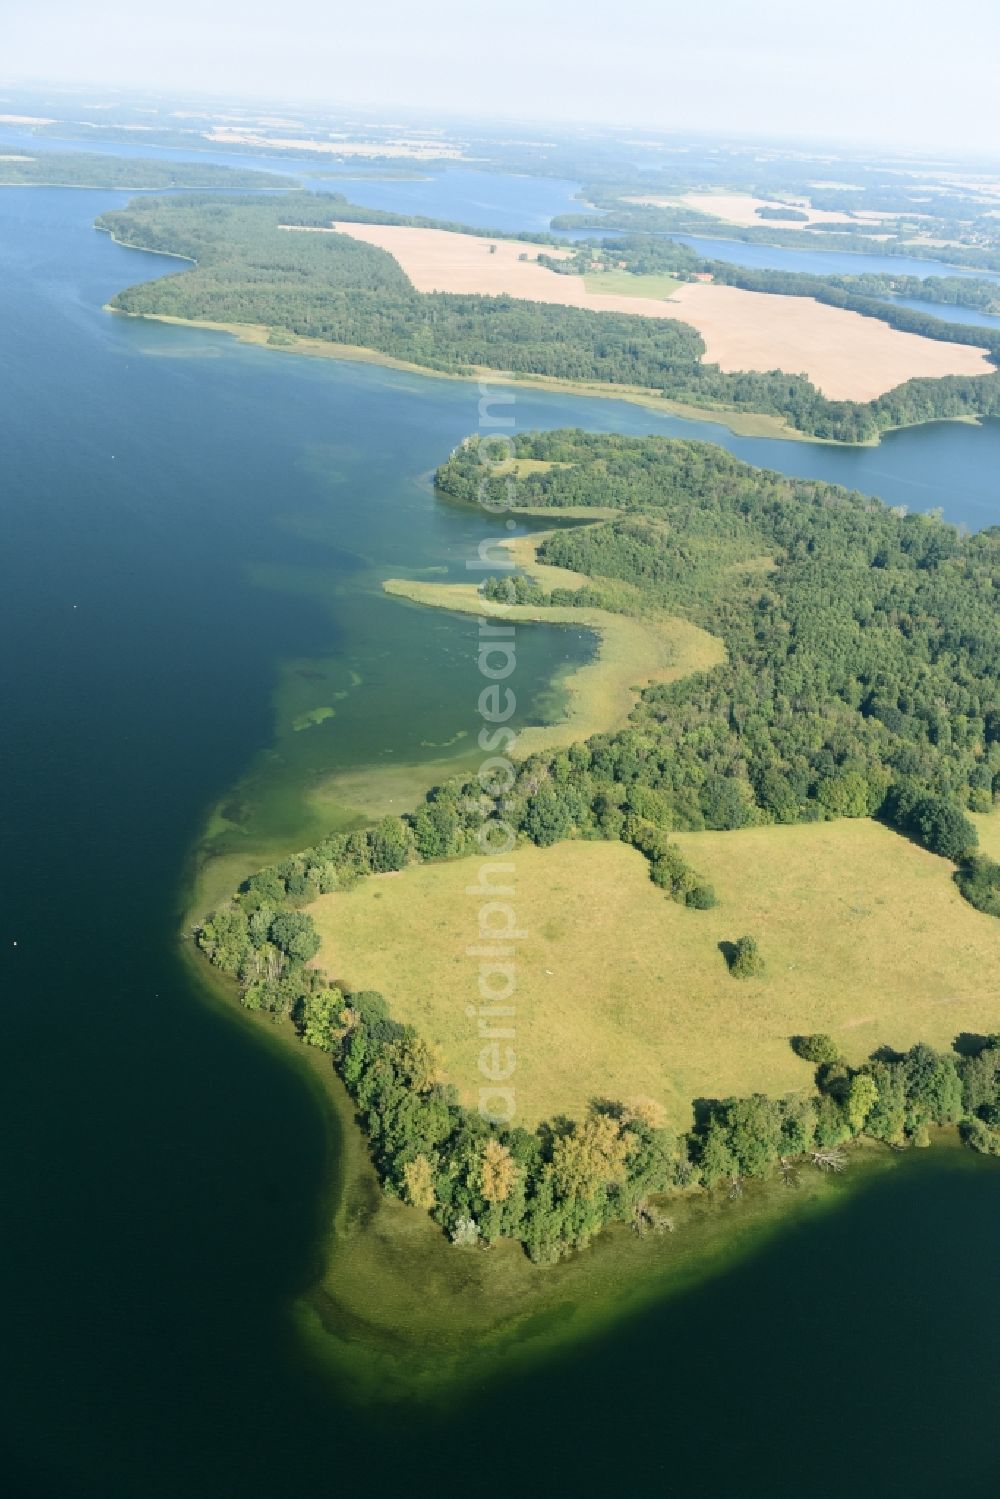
[96,193,1000,444]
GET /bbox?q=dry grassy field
[622,190,895,231]
[971,811,1000,859]
[207,129,466,159]
[664,282,989,399]
[308,820,1000,1132]
[309,221,991,400]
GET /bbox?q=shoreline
[102,306,860,443]
[181,927,912,1405]
[382,531,725,758]
[104,306,994,448]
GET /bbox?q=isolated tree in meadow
[728,934,765,979]
[792,1033,842,1065]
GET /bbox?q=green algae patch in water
[291,705,336,732]
[291,1061,905,1407]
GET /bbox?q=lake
[889,294,1000,330]
[2,185,1000,1499]
[0,124,586,232]
[670,232,1000,283]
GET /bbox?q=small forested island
[196,430,1000,1265]
[96,192,1000,442]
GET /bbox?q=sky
[4,0,999,155]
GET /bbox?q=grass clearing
[583,269,683,299]
[971,811,1000,859]
[308,821,1000,1133]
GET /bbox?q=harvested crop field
[306,221,992,400]
[622,190,895,230]
[665,282,990,399]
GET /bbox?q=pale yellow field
[665,282,990,399]
[623,190,894,231]
[207,129,467,159]
[308,821,1000,1132]
[308,221,991,401]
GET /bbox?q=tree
[902,1042,963,1128]
[955,856,1000,917]
[792,1033,842,1065]
[269,909,321,963]
[963,1118,1000,1156]
[523,786,573,846]
[817,770,874,819]
[959,1043,1000,1116]
[728,935,765,979]
[697,1117,737,1188]
[388,1036,446,1094]
[402,1154,436,1210]
[846,1073,879,1134]
[551,1114,632,1202]
[685,883,717,909]
[700,775,752,830]
[242,867,286,907]
[911,796,978,861]
[369,815,413,872]
[723,1094,785,1178]
[864,1061,907,1145]
[296,987,344,1051]
[197,905,250,974]
[479,1138,517,1204]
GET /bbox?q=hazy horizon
[5,0,1000,157]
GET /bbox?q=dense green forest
[839,272,1000,318]
[0,151,297,190]
[440,431,1000,855]
[97,193,1000,443]
[196,430,1000,1261]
